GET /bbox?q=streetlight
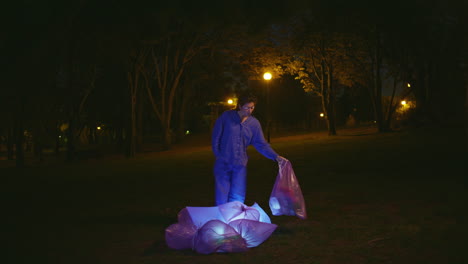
[263,72,272,143]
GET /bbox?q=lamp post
[263,72,272,143]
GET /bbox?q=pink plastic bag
[228,219,277,248]
[269,160,307,219]
[193,220,248,254]
[165,201,277,254]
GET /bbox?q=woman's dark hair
[237,92,258,108]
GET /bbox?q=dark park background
[2,0,468,263]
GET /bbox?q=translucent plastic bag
[228,219,277,248]
[165,201,277,254]
[193,220,248,254]
[269,160,307,219]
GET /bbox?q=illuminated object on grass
[165,201,277,254]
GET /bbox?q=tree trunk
[55,126,60,157]
[320,60,328,131]
[15,112,25,168]
[466,76,468,151]
[384,77,399,130]
[136,88,144,150]
[175,107,186,144]
[117,117,125,153]
[7,127,14,160]
[373,35,386,133]
[327,67,337,136]
[66,31,75,162]
[66,117,76,162]
[33,126,44,162]
[14,96,26,167]
[175,83,191,143]
[129,93,137,157]
[127,63,140,158]
[161,124,171,151]
[327,96,337,135]
[413,63,431,125]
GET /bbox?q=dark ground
[3,125,468,264]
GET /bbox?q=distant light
[227,99,233,104]
[97,126,102,130]
[319,113,324,117]
[407,83,411,88]
[185,130,190,135]
[58,136,62,138]
[263,72,272,80]
[401,100,407,105]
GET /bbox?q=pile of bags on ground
[165,201,277,254]
[165,160,306,254]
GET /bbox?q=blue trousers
[214,159,247,205]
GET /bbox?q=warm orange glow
[263,72,272,80]
[227,99,233,104]
[401,100,407,105]
[320,113,324,117]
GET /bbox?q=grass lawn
[3,126,468,264]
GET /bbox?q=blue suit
[211,110,278,205]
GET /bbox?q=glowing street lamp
[263,72,272,81]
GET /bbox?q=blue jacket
[211,110,278,166]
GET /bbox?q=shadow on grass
[141,241,197,257]
[80,212,175,227]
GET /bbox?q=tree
[278,13,365,135]
[141,29,209,150]
[1,1,85,166]
[126,47,148,157]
